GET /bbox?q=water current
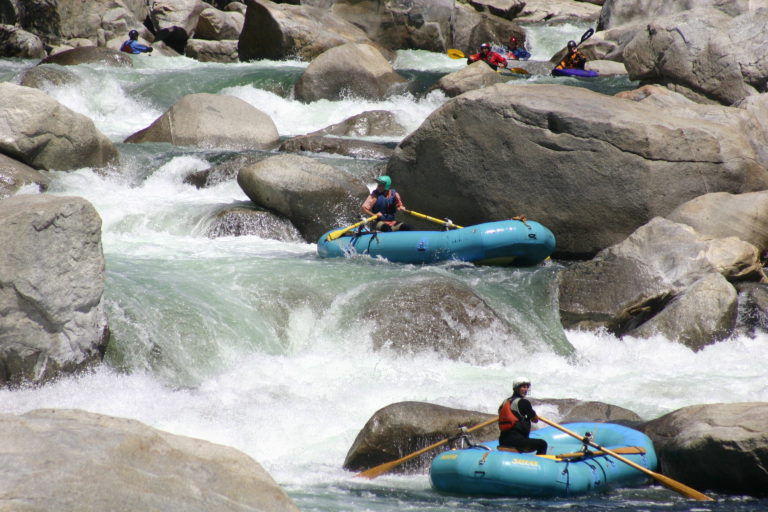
[1,23,767,511]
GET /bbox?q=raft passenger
[120,30,154,54]
[467,43,508,71]
[498,377,548,455]
[361,175,412,232]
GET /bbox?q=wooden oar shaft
[555,446,645,459]
[355,416,498,479]
[538,416,713,501]
[404,210,463,229]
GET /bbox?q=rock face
[237,154,368,242]
[294,43,407,102]
[558,217,761,349]
[0,153,49,199]
[598,0,756,30]
[0,24,46,58]
[238,0,372,61]
[385,83,768,257]
[124,93,279,150]
[39,46,133,67]
[0,195,109,387]
[278,135,393,160]
[623,8,768,105]
[185,39,238,62]
[150,0,205,53]
[343,402,497,473]
[642,402,768,497]
[356,276,536,362]
[0,408,301,512]
[308,110,406,138]
[0,83,118,171]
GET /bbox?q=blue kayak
[430,422,657,497]
[316,219,555,266]
[552,67,599,78]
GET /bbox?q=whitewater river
[1,24,767,511]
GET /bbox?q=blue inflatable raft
[552,67,599,78]
[316,219,555,266]
[430,422,657,497]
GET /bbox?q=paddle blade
[580,28,595,44]
[509,67,529,75]
[447,49,465,59]
[652,472,715,502]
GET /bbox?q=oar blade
[653,473,715,502]
[447,49,465,59]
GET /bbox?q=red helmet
[510,37,518,43]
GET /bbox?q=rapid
[1,23,767,511]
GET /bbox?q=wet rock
[125,93,279,150]
[0,153,49,199]
[642,402,768,497]
[0,195,108,387]
[308,110,406,138]
[0,24,46,58]
[428,60,505,97]
[39,46,133,67]
[0,83,118,171]
[279,135,393,160]
[185,39,238,62]
[0,408,301,511]
[205,204,302,241]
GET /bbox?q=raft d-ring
[479,452,490,465]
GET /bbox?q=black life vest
[372,188,398,221]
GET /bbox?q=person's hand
[148,47,154,53]
[531,416,539,423]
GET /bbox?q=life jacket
[120,41,133,53]
[498,397,522,432]
[372,188,398,221]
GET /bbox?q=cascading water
[2,31,767,511]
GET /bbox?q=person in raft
[555,40,587,70]
[361,175,412,232]
[120,30,154,54]
[507,36,531,60]
[498,377,548,455]
[466,43,508,71]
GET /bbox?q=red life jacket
[498,397,521,432]
[120,41,132,53]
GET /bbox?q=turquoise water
[1,29,767,511]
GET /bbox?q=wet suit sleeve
[517,399,537,421]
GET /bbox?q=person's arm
[136,43,153,53]
[361,195,379,217]
[394,192,405,211]
[518,399,538,422]
[496,53,508,69]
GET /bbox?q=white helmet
[513,377,531,389]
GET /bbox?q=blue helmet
[129,29,139,40]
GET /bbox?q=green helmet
[376,175,392,191]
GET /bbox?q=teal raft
[430,422,658,498]
[316,219,555,266]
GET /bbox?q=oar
[356,416,498,479]
[404,209,463,229]
[325,214,378,241]
[537,416,714,501]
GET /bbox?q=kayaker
[507,36,531,61]
[120,30,154,54]
[466,43,508,71]
[361,175,412,232]
[498,377,548,455]
[554,40,586,70]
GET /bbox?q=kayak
[552,67,599,78]
[430,422,657,498]
[316,219,555,266]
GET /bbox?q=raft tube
[430,422,658,497]
[317,219,555,266]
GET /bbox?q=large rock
[308,110,406,138]
[0,408,301,511]
[0,83,118,171]
[39,46,133,67]
[279,135,393,160]
[185,39,238,62]
[515,0,601,23]
[237,154,368,242]
[124,93,279,150]
[0,153,49,199]
[238,0,372,61]
[627,273,738,351]
[150,0,205,53]
[196,6,244,40]
[294,43,406,102]
[385,83,768,257]
[642,402,768,497]
[558,217,762,348]
[0,195,108,387]
[205,204,303,241]
[0,24,46,58]
[428,60,506,98]
[623,8,768,105]
[598,0,758,31]
[667,191,768,252]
